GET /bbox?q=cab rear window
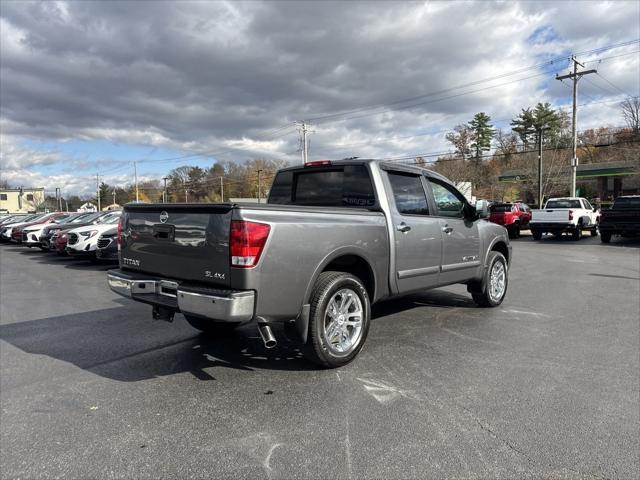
[490,204,513,213]
[268,165,376,208]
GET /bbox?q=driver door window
[428,181,464,218]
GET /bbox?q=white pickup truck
[530,197,599,240]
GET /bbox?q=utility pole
[296,121,314,164]
[162,177,168,203]
[96,173,101,211]
[133,161,139,202]
[257,169,263,203]
[55,187,60,211]
[220,177,224,202]
[184,181,189,203]
[536,127,550,208]
[556,56,596,197]
[112,188,116,206]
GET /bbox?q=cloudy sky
[1,0,638,196]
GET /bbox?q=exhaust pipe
[258,323,277,349]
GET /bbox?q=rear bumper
[107,269,255,323]
[530,222,577,232]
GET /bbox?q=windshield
[96,212,121,224]
[80,212,106,223]
[67,213,92,223]
[546,199,582,209]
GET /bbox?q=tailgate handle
[152,224,175,241]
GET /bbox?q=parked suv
[66,212,122,258]
[488,202,531,238]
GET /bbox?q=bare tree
[445,125,474,158]
[621,96,640,133]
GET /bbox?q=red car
[489,202,532,239]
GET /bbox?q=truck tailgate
[532,209,569,223]
[120,204,232,288]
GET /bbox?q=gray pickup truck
[108,159,511,367]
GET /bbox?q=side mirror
[475,200,490,219]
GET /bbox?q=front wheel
[531,229,542,240]
[183,315,240,336]
[600,231,612,243]
[471,252,508,307]
[306,271,371,368]
[590,228,598,237]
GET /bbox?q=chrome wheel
[488,261,506,302]
[323,288,364,357]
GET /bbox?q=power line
[303,39,640,124]
[596,72,633,97]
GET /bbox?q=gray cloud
[1,0,638,179]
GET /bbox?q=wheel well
[491,241,509,265]
[322,255,375,299]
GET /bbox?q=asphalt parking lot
[1,235,639,479]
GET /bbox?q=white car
[65,212,122,257]
[0,213,48,241]
[530,197,599,240]
[21,213,76,247]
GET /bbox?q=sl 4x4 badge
[205,271,225,280]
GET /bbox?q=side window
[26,194,34,201]
[388,172,429,215]
[0,194,7,200]
[583,199,593,210]
[429,180,465,218]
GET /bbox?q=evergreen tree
[468,112,495,161]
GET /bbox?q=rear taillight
[230,220,270,268]
[116,216,123,250]
[568,210,573,221]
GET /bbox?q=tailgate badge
[159,211,169,223]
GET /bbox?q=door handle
[396,223,411,233]
[442,226,453,234]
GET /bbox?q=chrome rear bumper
[107,270,255,323]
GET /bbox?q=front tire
[590,227,598,237]
[600,231,612,243]
[183,315,239,336]
[532,229,542,240]
[306,271,371,368]
[471,252,508,307]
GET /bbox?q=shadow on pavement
[0,307,321,382]
[0,288,478,381]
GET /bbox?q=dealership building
[0,188,46,213]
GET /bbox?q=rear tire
[306,271,371,368]
[183,315,239,336]
[572,225,582,241]
[471,252,508,307]
[590,227,598,237]
[508,224,520,239]
[532,229,542,241]
[600,231,612,243]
